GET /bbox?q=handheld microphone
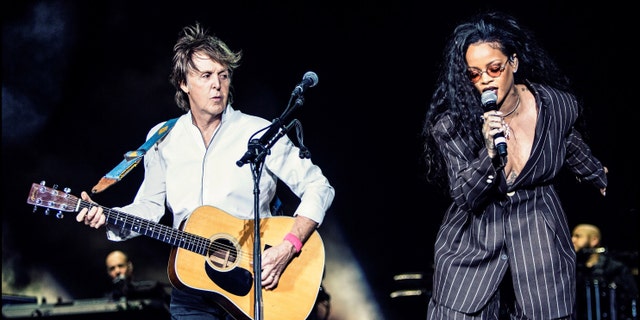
[481,91,507,158]
[293,71,318,96]
[583,247,607,254]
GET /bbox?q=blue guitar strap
[91,117,179,194]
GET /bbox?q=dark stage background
[3,1,638,319]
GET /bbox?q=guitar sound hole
[208,237,238,271]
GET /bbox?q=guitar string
[77,200,256,264]
[37,185,255,264]
[41,187,263,265]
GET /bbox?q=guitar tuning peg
[63,187,71,194]
[56,211,64,219]
[39,180,46,186]
[52,184,59,190]
[44,208,51,216]
[32,205,37,213]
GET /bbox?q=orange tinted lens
[467,70,481,82]
[487,64,504,77]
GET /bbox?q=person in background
[104,250,169,302]
[75,21,334,320]
[572,223,638,320]
[105,249,134,300]
[421,11,608,319]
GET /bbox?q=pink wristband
[284,233,302,253]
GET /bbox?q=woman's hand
[600,166,608,196]
[482,110,505,158]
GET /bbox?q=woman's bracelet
[284,233,303,253]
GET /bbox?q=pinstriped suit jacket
[429,82,607,318]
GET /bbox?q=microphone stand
[236,92,307,320]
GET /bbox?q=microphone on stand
[112,274,129,299]
[481,91,507,158]
[292,71,318,96]
[236,71,318,167]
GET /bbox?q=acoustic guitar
[27,182,325,320]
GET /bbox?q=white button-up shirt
[107,105,334,241]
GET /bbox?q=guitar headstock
[27,181,79,218]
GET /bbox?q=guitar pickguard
[204,260,252,296]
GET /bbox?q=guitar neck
[80,200,211,256]
[27,183,211,256]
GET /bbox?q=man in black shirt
[105,250,170,308]
[572,224,638,320]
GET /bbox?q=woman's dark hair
[421,11,573,189]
